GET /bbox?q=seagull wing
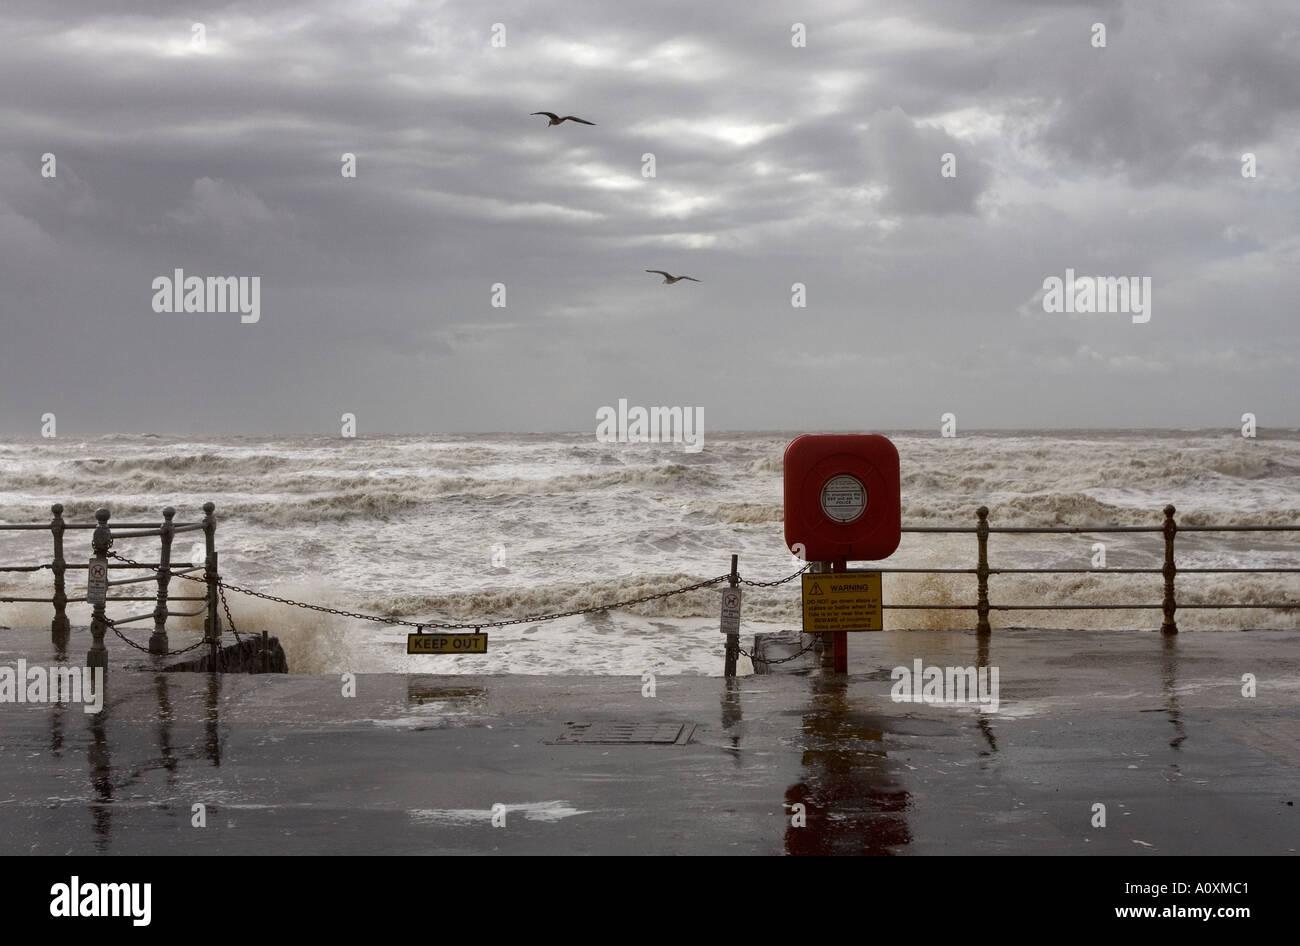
[560,116,596,125]
[680,277,701,282]
[531,112,560,121]
[646,270,674,279]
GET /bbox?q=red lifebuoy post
[784,434,901,673]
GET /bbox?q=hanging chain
[105,621,210,656]
[104,550,787,631]
[209,572,733,630]
[739,562,811,587]
[218,583,242,643]
[99,551,222,654]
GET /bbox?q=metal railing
[1,503,223,667]
[876,504,1300,633]
[5,501,1296,679]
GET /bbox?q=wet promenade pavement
[1,627,1296,854]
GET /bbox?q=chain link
[218,583,242,643]
[737,638,821,665]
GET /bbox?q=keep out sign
[783,434,901,562]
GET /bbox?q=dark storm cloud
[0,0,1297,434]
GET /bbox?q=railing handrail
[5,501,1298,675]
[0,520,202,531]
[904,524,1300,533]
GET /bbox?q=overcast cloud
[1,0,1297,434]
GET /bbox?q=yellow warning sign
[801,572,883,632]
[407,633,488,654]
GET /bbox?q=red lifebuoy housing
[783,434,901,562]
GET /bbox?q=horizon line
[3,424,1297,439]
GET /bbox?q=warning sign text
[801,572,883,632]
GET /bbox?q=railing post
[723,554,739,677]
[86,508,112,670]
[202,502,221,670]
[829,557,849,673]
[976,506,991,634]
[50,503,70,645]
[149,506,175,655]
[1161,504,1178,635]
[810,561,835,669]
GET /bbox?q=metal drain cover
[546,721,696,746]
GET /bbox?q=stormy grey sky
[1,0,1297,435]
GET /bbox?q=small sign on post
[87,558,109,605]
[720,587,742,635]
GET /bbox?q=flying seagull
[531,112,596,126]
[646,270,701,284]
